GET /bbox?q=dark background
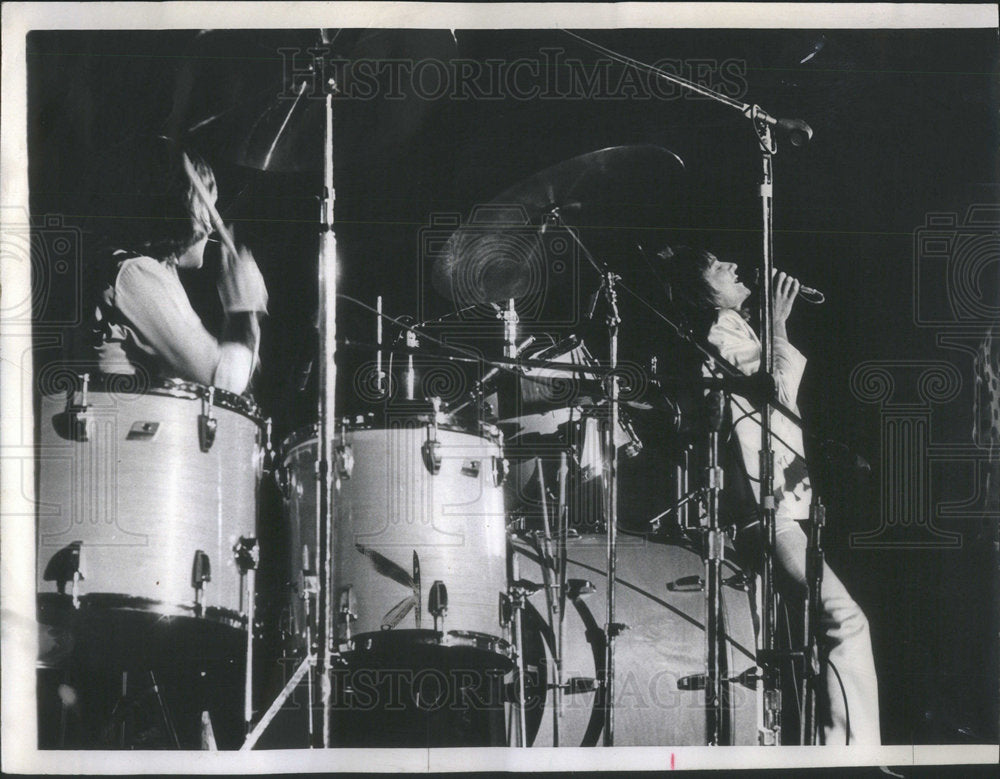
[28,27,999,746]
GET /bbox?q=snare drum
[36,376,266,628]
[512,534,758,746]
[279,416,512,666]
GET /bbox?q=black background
[27,27,999,746]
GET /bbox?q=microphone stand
[560,29,815,746]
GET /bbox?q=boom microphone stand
[561,29,814,746]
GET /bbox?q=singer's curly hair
[88,135,217,263]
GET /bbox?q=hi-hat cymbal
[431,145,684,304]
[167,29,457,172]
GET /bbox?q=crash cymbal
[167,29,457,172]
[431,145,684,303]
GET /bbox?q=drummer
[659,245,881,746]
[85,136,267,394]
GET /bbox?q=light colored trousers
[772,516,882,746]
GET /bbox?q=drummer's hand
[218,224,268,315]
[771,270,800,339]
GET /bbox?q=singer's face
[703,255,751,310]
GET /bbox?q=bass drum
[513,534,759,746]
[36,376,266,629]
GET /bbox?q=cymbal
[167,29,457,172]
[432,145,684,303]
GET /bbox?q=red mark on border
[670,752,676,770]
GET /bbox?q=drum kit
[35,145,764,750]
[36,30,823,750]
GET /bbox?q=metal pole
[755,121,782,746]
[704,389,727,745]
[315,37,338,749]
[602,271,621,746]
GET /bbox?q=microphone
[762,116,814,147]
[754,268,826,305]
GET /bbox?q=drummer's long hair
[88,135,217,263]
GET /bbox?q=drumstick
[181,151,240,262]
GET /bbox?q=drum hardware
[667,571,754,593]
[507,556,532,748]
[428,581,448,632]
[191,551,212,618]
[421,399,444,475]
[337,587,357,641]
[801,498,826,746]
[198,386,218,452]
[233,536,259,735]
[703,387,728,746]
[565,579,595,600]
[43,541,84,607]
[677,667,761,692]
[62,372,92,441]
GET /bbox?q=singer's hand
[771,270,800,339]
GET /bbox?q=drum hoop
[69,374,264,424]
[37,592,247,631]
[279,418,503,460]
[344,629,514,661]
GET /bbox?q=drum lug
[491,456,507,487]
[498,592,513,627]
[421,439,441,475]
[666,574,705,592]
[191,550,212,617]
[233,536,259,574]
[42,540,85,607]
[199,388,217,453]
[338,587,357,641]
[562,677,598,695]
[64,372,92,441]
[607,622,629,639]
[566,578,596,600]
[336,443,354,480]
[429,580,448,632]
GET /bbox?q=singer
[659,245,881,746]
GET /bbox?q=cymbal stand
[543,210,624,746]
[240,31,339,750]
[703,388,728,745]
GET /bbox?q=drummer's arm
[115,256,261,395]
[215,239,268,394]
[115,256,221,386]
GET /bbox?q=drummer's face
[703,254,751,310]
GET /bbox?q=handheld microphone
[754,268,826,305]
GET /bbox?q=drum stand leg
[801,499,825,745]
[535,458,562,747]
[509,553,529,748]
[556,452,570,730]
